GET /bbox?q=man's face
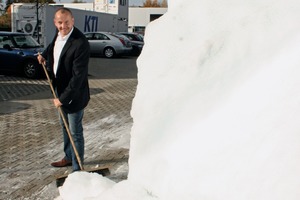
[54,11,74,36]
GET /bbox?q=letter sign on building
[84,15,98,32]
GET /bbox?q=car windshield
[12,35,40,48]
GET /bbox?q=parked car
[84,32,132,58]
[0,31,44,79]
[116,32,144,56]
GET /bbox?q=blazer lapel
[60,27,76,59]
[59,40,72,59]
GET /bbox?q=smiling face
[54,9,74,37]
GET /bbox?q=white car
[84,32,132,58]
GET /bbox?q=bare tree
[143,0,166,7]
[143,0,153,7]
[152,0,159,7]
[161,0,167,7]
[0,4,11,29]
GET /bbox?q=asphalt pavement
[0,56,138,199]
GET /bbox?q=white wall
[128,7,167,33]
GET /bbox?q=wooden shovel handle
[41,62,84,171]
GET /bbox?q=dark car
[116,32,144,56]
[0,31,44,78]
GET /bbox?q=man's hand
[37,53,46,65]
[53,98,62,108]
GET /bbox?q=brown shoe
[51,158,72,167]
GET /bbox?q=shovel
[41,62,110,187]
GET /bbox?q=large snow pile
[58,1,300,199]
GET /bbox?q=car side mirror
[3,44,12,50]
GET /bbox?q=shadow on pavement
[0,101,31,115]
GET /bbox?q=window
[12,35,40,48]
[120,0,127,6]
[0,36,13,48]
[84,33,94,40]
[150,14,163,22]
[94,33,110,40]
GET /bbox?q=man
[37,8,90,172]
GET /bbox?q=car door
[88,33,110,55]
[0,35,23,71]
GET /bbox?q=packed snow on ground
[56,0,300,200]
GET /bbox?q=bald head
[54,8,74,36]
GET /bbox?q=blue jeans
[59,108,85,171]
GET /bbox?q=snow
[84,114,131,149]
[56,1,300,199]
[57,172,115,199]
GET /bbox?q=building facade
[128,7,167,34]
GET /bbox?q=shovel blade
[56,167,110,187]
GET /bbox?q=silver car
[84,32,132,58]
[116,32,144,56]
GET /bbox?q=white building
[10,1,167,46]
[57,0,128,22]
[11,2,129,47]
[45,4,168,34]
[128,7,167,34]
[54,3,168,34]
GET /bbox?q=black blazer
[42,27,90,113]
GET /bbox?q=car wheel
[24,60,40,79]
[103,47,115,58]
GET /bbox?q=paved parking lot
[0,56,137,199]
